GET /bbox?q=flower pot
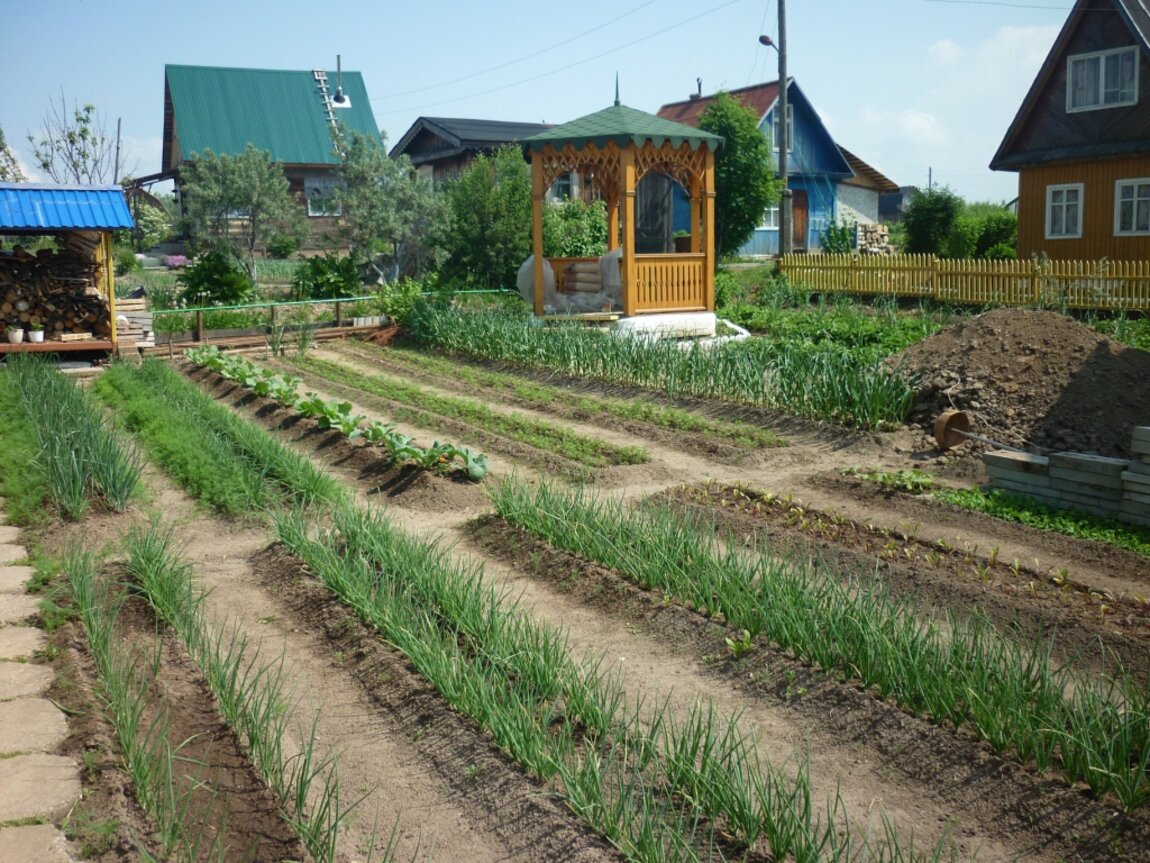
[6,328,24,344]
[673,235,692,253]
[28,330,44,343]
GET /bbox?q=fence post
[335,300,343,328]
[195,309,204,343]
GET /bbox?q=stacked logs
[0,236,112,339]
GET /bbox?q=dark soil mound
[896,308,1150,458]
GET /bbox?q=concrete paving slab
[0,543,27,565]
[0,627,45,660]
[0,566,36,594]
[0,754,80,822]
[0,699,69,753]
[0,823,76,863]
[0,594,39,625]
[0,663,54,699]
[0,525,21,544]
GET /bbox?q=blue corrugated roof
[0,183,135,230]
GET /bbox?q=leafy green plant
[291,253,361,299]
[724,629,753,658]
[844,467,936,494]
[819,220,855,254]
[177,250,255,306]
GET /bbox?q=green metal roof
[165,64,381,166]
[522,103,722,152]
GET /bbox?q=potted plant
[673,230,692,253]
[27,322,44,343]
[6,324,24,344]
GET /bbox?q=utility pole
[760,0,790,257]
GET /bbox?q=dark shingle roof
[389,117,553,160]
[164,64,381,167]
[0,183,134,231]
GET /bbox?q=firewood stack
[0,234,112,339]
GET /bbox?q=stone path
[0,510,79,862]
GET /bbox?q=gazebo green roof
[522,103,722,152]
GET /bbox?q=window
[1116,178,1150,235]
[1046,184,1083,239]
[1067,47,1138,111]
[759,203,780,230]
[772,105,793,153]
[306,175,342,217]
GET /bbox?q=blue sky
[2,0,1072,202]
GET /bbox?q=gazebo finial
[614,73,620,106]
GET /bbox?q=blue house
[658,80,894,255]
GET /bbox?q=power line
[373,0,660,103]
[375,0,743,117]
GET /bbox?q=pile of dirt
[896,308,1150,459]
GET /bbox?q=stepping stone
[0,823,76,863]
[0,627,45,660]
[0,594,38,625]
[0,663,53,699]
[0,754,80,821]
[0,525,21,544]
[0,699,68,753]
[0,544,27,565]
[0,566,36,594]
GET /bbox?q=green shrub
[374,278,424,325]
[713,269,738,309]
[177,251,255,306]
[542,199,608,258]
[973,210,1017,259]
[290,253,361,299]
[819,220,855,254]
[265,234,300,259]
[114,245,140,276]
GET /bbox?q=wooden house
[990,0,1150,261]
[0,182,134,354]
[658,80,895,255]
[146,63,383,251]
[390,117,554,183]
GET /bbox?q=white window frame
[1115,177,1150,236]
[1045,183,1084,239]
[758,202,780,230]
[306,176,342,218]
[772,105,794,153]
[1066,46,1138,112]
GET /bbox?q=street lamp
[759,10,791,257]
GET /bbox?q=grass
[93,360,346,518]
[338,340,785,450]
[405,302,915,430]
[934,486,1150,559]
[0,370,52,526]
[286,354,649,467]
[488,478,1150,811]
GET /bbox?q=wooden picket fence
[780,254,1150,311]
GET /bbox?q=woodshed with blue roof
[0,182,134,353]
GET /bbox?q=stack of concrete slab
[983,427,1150,528]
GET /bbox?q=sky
[1,0,1075,203]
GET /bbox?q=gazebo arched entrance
[523,103,721,325]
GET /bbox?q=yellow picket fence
[780,254,1150,310]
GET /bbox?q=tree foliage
[901,188,1016,259]
[0,125,27,182]
[699,93,781,258]
[178,144,305,278]
[542,198,608,258]
[28,91,116,184]
[439,145,532,289]
[331,127,446,280]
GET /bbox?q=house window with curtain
[1066,47,1138,111]
[1046,183,1083,239]
[1115,178,1150,235]
[772,105,793,153]
[758,202,780,230]
[306,175,342,217]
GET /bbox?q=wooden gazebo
[522,101,722,320]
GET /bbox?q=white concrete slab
[0,594,39,625]
[0,824,76,863]
[0,627,45,660]
[0,663,54,699]
[0,699,69,753]
[0,754,80,822]
[0,544,27,565]
[0,566,37,594]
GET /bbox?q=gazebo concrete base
[613,311,716,339]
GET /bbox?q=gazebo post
[531,152,546,316]
[703,155,716,311]
[607,196,620,250]
[621,148,637,316]
[689,175,702,254]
